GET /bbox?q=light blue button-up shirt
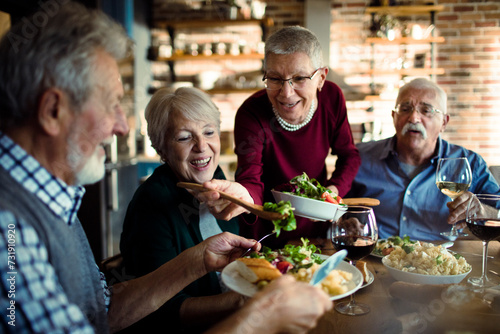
[347,136,500,241]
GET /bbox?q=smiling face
[392,87,449,162]
[165,110,220,184]
[265,52,327,124]
[67,50,128,185]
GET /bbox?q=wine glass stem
[481,241,489,282]
[348,260,357,306]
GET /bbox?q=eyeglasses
[262,68,321,90]
[393,103,443,118]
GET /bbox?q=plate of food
[222,239,363,300]
[271,172,347,221]
[382,241,472,285]
[372,235,417,258]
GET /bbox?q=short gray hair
[397,78,447,114]
[145,87,221,161]
[0,1,130,130]
[264,26,323,70]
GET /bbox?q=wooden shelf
[366,68,445,76]
[366,36,445,44]
[155,18,273,30]
[365,5,445,16]
[156,53,264,61]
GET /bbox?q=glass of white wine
[436,157,472,237]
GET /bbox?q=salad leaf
[275,172,345,205]
[263,200,296,237]
[280,238,324,269]
[289,172,330,200]
[246,238,324,271]
[402,244,415,254]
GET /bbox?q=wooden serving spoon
[177,182,287,221]
[342,198,380,206]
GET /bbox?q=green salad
[274,172,345,205]
[249,238,324,272]
[263,200,296,237]
[373,235,418,256]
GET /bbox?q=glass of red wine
[331,206,378,315]
[466,194,500,288]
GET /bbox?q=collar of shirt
[0,131,85,225]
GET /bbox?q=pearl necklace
[272,100,316,132]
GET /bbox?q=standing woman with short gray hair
[233,26,361,248]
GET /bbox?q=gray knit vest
[0,167,108,333]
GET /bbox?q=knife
[310,249,348,286]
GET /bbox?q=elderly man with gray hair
[0,3,331,333]
[347,78,500,241]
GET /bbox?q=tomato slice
[337,196,344,204]
[276,261,293,274]
[321,192,339,205]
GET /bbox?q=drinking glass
[436,157,472,237]
[331,206,378,315]
[465,194,500,288]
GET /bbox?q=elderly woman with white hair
[119,87,252,333]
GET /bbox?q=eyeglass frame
[392,102,444,118]
[262,68,321,90]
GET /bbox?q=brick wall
[437,1,500,166]
[331,0,500,166]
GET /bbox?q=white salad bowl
[271,190,347,221]
[382,256,471,285]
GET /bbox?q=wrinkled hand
[326,185,339,197]
[200,232,260,272]
[447,191,474,229]
[196,179,254,220]
[250,275,332,334]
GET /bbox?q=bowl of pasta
[382,241,472,285]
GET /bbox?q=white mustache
[402,123,428,139]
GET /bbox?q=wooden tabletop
[290,238,500,334]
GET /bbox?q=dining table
[288,238,500,334]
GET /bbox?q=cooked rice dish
[291,263,353,295]
[384,242,471,276]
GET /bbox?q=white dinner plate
[221,257,363,301]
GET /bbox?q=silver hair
[145,87,221,161]
[397,78,447,114]
[0,1,130,130]
[263,26,323,70]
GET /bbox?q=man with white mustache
[347,78,500,240]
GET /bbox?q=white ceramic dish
[221,258,363,301]
[382,256,471,285]
[271,190,347,221]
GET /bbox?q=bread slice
[236,258,282,283]
[355,260,370,284]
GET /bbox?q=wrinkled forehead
[397,88,443,109]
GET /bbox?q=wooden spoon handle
[176,182,286,221]
[342,198,380,206]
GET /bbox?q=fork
[240,231,276,257]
